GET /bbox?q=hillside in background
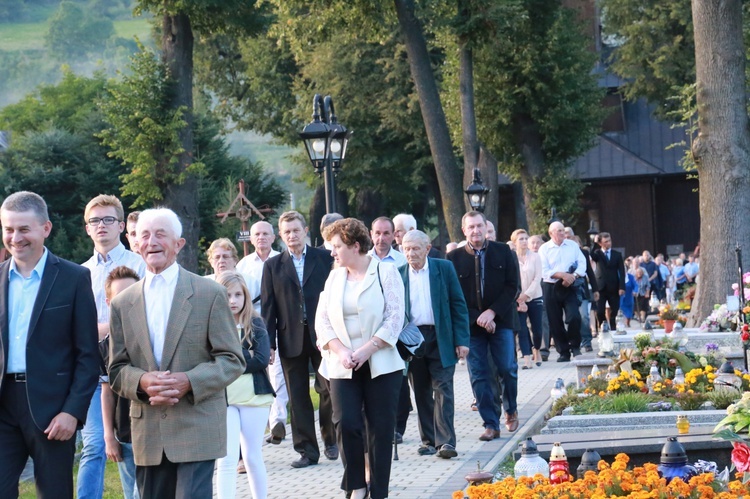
[0,0,308,216]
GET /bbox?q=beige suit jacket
[108,267,245,466]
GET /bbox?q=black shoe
[541,354,549,362]
[417,445,437,456]
[436,444,457,459]
[266,421,285,444]
[291,455,317,468]
[393,432,403,444]
[557,355,571,362]
[571,348,582,357]
[324,445,339,460]
[583,345,593,353]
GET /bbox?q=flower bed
[454,454,750,498]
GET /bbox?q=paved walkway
[222,349,579,499]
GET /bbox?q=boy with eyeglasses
[78,195,145,499]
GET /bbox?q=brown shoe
[505,412,519,432]
[478,427,500,441]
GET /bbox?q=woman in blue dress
[620,257,637,327]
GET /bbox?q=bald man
[538,222,586,362]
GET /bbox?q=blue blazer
[0,251,99,430]
[399,258,470,368]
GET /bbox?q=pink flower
[734,283,740,290]
[744,288,750,301]
[732,441,750,473]
[744,273,750,284]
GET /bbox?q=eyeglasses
[211,254,236,261]
[87,217,120,226]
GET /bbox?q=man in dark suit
[262,210,336,468]
[591,232,626,330]
[399,230,469,459]
[0,191,99,499]
[447,211,520,441]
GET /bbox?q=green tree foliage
[0,71,128,262]
[445,0,602,232]
[98,45,203,207]
[0,0,27,22]
[600,0,694,117]
[195,1,436,224]
[45,1,116,60]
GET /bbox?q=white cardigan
[316,258,405,379]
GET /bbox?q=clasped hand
[139,370,191,406]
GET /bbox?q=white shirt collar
[95,242,127,264]
[409,258,429,275]
[145,261,180,287]
[10,248,48,279]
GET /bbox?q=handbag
[376,263,425,361]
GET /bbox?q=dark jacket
[590,243,626,294]
[242,316,275,396]
[447,241,520,334]
[261,245,333,358]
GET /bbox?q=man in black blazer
[447,211,520,441]
[591,232,626,330]
[262,210,336,468]
[0,191,99,498]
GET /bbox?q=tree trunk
[512,112,546,232]
[162,13,199,271]
[457,25,500,228]
[394,0,465,242]
[689,0,750,325]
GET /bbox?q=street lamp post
[464,167,490,213]
[299,94,352,214]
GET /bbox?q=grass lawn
[19,459,124,499]
[0,18,152,53]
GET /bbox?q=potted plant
[660,304,680,333]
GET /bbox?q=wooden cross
[216,179,272,257]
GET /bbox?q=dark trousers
[518,298,544,354]
[330,365,401,499]
[597,290,621,330]
[408,325,456,448]
[0,378,76,499]
[542,282,582,356]
[280,326,335,462]
[395,375,411,435]
[136,453,213,499]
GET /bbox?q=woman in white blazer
[316,218,405,499]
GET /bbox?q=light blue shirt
[368,247,407,268]
[7,249,49,373]
[290,246,307,318]
[82,242,145,323]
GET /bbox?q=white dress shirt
[538,239,586,283]
[368,246,407,268]
[407,259,435,326]
[144,262,179,368]
[82,242,146,323]
[7,249,48,373]
[236,249,280,313]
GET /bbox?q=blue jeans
[118,442,139,499]
[77,384,106,499]
[467,328,518,430]
[580,299,592,348]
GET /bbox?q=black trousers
[330,365,401,499]
[0,378,76,499]
[542,282,581,355]
[408,326,456,448]
[136,453,214,499]
[280,326,335,462]
[395,375,411,435]
[597,290,621,330]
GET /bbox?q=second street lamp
[464,167,490,212]
[299,94,351,214]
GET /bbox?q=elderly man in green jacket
[398,230,470,459]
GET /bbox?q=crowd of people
[0,189,699,499]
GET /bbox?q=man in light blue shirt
[79,194,145,499]
[0,191,98,499]
[368,216,407,268]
